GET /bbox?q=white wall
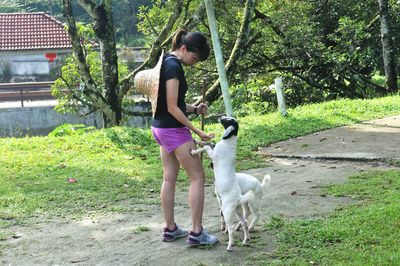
[0,106,103,137]
[0,102,151,137]
[0,49,70,82]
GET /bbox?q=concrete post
[274,77,287,116]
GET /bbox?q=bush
[48,124,96,137]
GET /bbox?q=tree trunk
[77,0,121,126]
[378,0,398,92]
[63,0,115,126]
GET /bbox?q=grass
[133,225,150,234]
[1,95,400,227]
[1,95,400,259]
[250,170,400,265]
[0,127,164,227]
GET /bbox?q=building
[0,12,72,83]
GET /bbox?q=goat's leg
[235,203,250,231]
[248,202,260,231]
[191,146,215,160]
[190,146,208,155]
[235,207,250,246]
[215,188,226,232]
[226,223,235,251]
[220,210,226,232]
[223,206,236,251]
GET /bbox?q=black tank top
[152,53,188,128]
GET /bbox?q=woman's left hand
[196,103,208,115]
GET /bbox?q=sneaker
[186,228,219,247]
[162,224,189,242]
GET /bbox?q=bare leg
[160,146,180,230]
[174,141,205,233]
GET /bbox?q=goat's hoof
[226,246,233,251]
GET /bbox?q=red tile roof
[0,12,72,51]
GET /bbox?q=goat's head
[219,116,239,139]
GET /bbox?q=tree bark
[63,0,115,126]
[378,0,398,92]
[76,0,121,126]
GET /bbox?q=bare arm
[166,79,214,141]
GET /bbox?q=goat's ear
[222,125,235,139]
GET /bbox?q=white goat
[191,116,256,251]
[229,173,271,232]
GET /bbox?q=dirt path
[2,115,400,265]
[1,158,395,266]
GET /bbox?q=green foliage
[51,33,129,114]
[135,0,399,110]
[0,0,25,12]
[3,0,150,45]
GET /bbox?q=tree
[63,0,121,127]
[58,0,400,124]
[60,0,206,127]
[137,0,397,111]
[378,0,398,92]
[0,0,24,12]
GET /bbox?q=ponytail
[172,29,188,51]
[171,29,210,61]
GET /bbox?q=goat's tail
[239,190,255,205]
[261,174,272,193]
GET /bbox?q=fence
[0,81,56,107]
[0,81,152,137]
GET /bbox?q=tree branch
[62,0,103,101]
[119,0,186,97]
[194,0,256,106]
[254,8,285,38]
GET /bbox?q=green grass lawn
[1,95,400,262]
[251,170,400,265]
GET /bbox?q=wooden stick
[201,77,207,162]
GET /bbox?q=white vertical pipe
[203,0,234,117]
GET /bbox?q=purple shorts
[151,126,193,153]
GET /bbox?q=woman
[151,29,218,247]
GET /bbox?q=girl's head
[171,29,210,65]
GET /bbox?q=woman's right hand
[196,129,215,141]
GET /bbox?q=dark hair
[172,29,210,61]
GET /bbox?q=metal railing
[0,81,55,107]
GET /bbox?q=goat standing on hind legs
[191,116,255,251]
